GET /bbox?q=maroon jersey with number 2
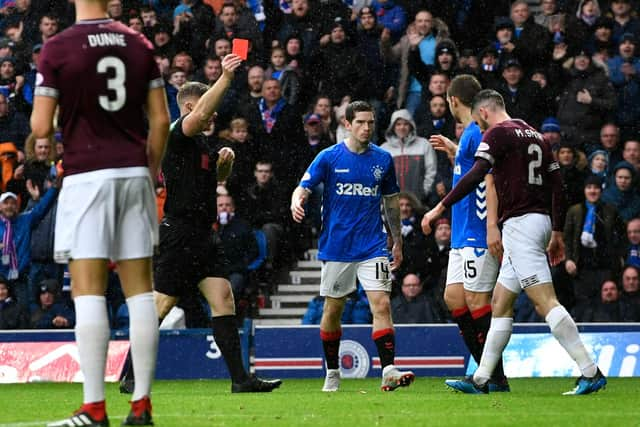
[474,119,560,225]
[35,19,164,176]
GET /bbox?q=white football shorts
[497,213,553,294]
[446,247,499,292]
[54,167,158,263]
[320,256,391,298]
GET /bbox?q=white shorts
[497,213,553,294]
[446,247,499,292]
[320,256,391,298]
[54,167,158,263]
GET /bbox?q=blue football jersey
[451,121,488,249]
[300,141,400,262]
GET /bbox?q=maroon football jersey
[36,19,164,176]
[475,119,560,224]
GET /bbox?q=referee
[121,53,281,393]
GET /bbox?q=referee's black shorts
[153,216,230,298]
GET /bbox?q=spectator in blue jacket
[610,0,640,45]
[602,161,640,221]
[607,33,640,141]
[371,0,407,41]
[30,279,74,329]
[0,183,57,308]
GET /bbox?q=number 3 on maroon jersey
[97,56,126,112]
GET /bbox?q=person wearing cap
[0,37,15,62]
[556,47,616,148]
[541,117,562,145]
[0,276,29,329]
[150,22,176,58]
[0,181,57,308]
[408,38,459,90]
[607,32,640,141]
[494,55,547,129]
[561,173,623,320]
[30,278,75,329]
[610,0,640,45]
[0,55,27,113]
[434,39,458,74]
[301,113,332,158]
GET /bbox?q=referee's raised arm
[181,54,242,137]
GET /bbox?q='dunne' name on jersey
[87,33,127,47]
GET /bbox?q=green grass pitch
[0,378,637,427]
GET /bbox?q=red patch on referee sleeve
[201,154,210,170]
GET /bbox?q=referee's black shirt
[162,116,219,227]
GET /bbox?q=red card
[232,38,249,60]
[201,153,209,170]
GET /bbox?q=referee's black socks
[211,315,250,384]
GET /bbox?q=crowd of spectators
[1,0,640,330]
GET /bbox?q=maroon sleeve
[34,40,60,99]
[441,158,492,209]
[474,126,507,166]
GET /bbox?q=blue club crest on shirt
[371,165,384,181]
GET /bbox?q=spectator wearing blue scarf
[562,174,625,319]
[245,78,305,190]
